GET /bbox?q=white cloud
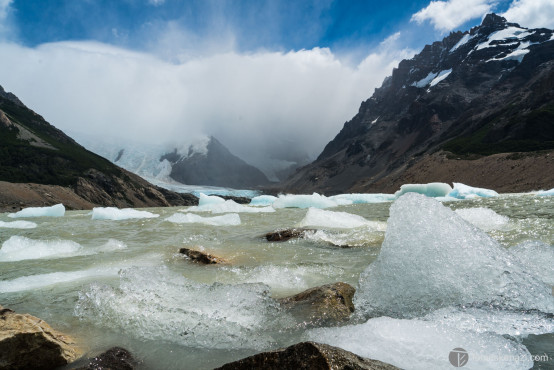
[502,0,554,29]
[411,0,493,32]
[0,0,13,38]
[0,38,412,173]
[148,0,165,6]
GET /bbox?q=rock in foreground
[72,347,136,370]
[0,305,80,370]
[179,247,225,264]
[279,282,355,325]
[215,341,399,370]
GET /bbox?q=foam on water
[394,183,453,198]
[186,199,274,214]
[510,240,554,286]
[8,203,65,218]
[96,239,128,252]
[74,266,283,349]
[306,316,533,370]
[449,182,498,199]
[455,207,510,231]
[166,213,241,226]
[0,236,84,262]
[355,193,554,318]
[0,220,37,229]
[91,207,160,220]
[298,208,386,230]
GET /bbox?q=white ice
[91,207,160,220]
[454,207,510,231]
[8,203,65,218]
[186,198,274,214]
[355,193,554,318]
[307,316,533,370]
[329,193,395,204]
[249,195,278,206]
[197,193,226,206]
[448,182,498,199]
[0,220,37,229]
[510,240,554,286]
[0,236,85,262]
[476,27,532,50]
[166,212,241,226]
[411,71,437,88]
[272,193,343,209]
[536,188,554,196]
[450,33,474,52]
[429,69,452,87]
[298,208,386,230]
[394,182,453,198]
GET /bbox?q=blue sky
[0,0,553,176]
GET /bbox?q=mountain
[282,14,554,194]
[0,85,197,211]
[160,136,271,189]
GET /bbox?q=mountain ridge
[281,14,554,194]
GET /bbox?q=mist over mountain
[282,14,554,194]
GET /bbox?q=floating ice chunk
[166,212,241,226]
[394,182,453,198]
[303,229,385,248]
[249,195,277,206]
[91,207,160,220]
[0,236,84,262]
[536,188,554,196]
[8,203,65,218]
[510,240,554,286]
[455,207,510,231]
[429,69,452,87]
[74,266,283,350]
[329,193,395,204]
[355,193,554,318]
[448,182,498,199]
[307,316,533,370]
[299,208,386,230]
[0,220,37,229]
[198,193,226,206]
[187,199,274,213]
[273,193,341,209]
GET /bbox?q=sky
[0,0,553,176]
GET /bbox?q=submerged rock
[179,247,225,264]
[72,347,136,370]
[265,228,315,242]
[278,282,355,325]
[215,341,399,370]
[0,305,81,370]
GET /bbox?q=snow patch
[429,69,452,87]
[8,204,65,218]
[411,71,436,88]
[450,33,473,52]
[476,27,532,50]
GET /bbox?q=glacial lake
[1,192,553,369]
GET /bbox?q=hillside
[282,14,554,194]
[0,85,197,211]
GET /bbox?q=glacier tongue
[354,193,554,318]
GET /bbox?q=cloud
[502,0,554,29]
[148,0,165,5]
[411,0,493,32]
[0,38,412,174]
[0,0,13,38]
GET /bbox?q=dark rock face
[161,136,270,189]
[179,247,225,264]
[282,14,554,194]
[0,85,199,209]
[278,282,356,325]
[215,341,399,370]
[0,305,81,370]
[265,228,316,242]
[72,347,136,370]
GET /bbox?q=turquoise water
[0,194,552,369]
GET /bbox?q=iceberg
[536,188,554,196]
[8,203,65,218]
[510,240,554,286]
[355,193,554,318]
[187,199,274,214]
[166,213,241,226]
[394,182,453,198]
[454,207,510,231]
[298,208,386,230]
[0,236,84,262]
[272,193,341,209]
[329,193,395,204]
[0,220,37,229]
[198,193,226,206]
[448,182,498,199]
[249,195,278,206]
[91,207,160,220]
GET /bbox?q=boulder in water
[179,247,225,264]
[0,305,81,370]
[214,341,399,370]
[265,228,315,242]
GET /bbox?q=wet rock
[215,341,399,370]
[72,347,136,370]
[265,228,315,242]
[278,282,356,325]
[0,305,81,370]
[179,247,225,264]
[220,195,251,204]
